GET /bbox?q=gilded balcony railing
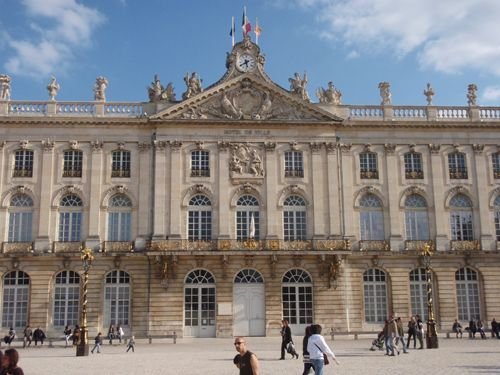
[360,170,379,179]
[53,241,83,253]
[359,240,390,251]
[450,240,480,251]
[404,240,430,251]
[103,241,134,252]
[2,242,33,254]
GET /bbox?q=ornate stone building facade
[0,38,499,338]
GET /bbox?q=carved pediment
[151,76,342,122]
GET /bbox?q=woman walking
[307,324,339,375]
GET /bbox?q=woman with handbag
[307,324,339,375]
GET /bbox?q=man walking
[233,337,260,375]
[91,332,103,354]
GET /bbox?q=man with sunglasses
[233,337,260,375]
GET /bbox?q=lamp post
[76,248,94,356]
[421,242,438,349]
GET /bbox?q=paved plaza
[6,335,500,374]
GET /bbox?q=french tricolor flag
[242,7,251,36]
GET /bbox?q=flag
[254,18,262,44]
[229,16,235,46]
[249,212,255,239]
[241,7,251,36]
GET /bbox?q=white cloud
[4,0,105,77]
[294,0,500,76]
[482,86,500,103]
[346,50,360,60]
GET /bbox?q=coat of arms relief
[229,143,264,183]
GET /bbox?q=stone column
[325,142,341,237]
[168,141,182,238]
[217,142,231,239]
[472,145,494,250]
[264,142,278,239]
[86,141,103,250]
[152,141,167,239]
[310,143,326,238]
[35,141,55,251]
[340,144,355,242]
[428,144,448,250]
[136,142,152,250]
[385,144,403,250]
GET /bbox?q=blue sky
[1,0,500,106]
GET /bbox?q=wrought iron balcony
[53,241,83,253]
[360,170,379,179]
[103,241,134,253]
[359,240,390,251]
[285,169,304,178]
[190,168,210,177]
[405,170,424,179]
[449,170,468,179]
[450,240,480,251]
[404,240,431,251]
[111,169,131,178]
[63,169,82,178]
[12,169,33,178]
[2,242,33,254]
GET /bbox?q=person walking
[22,325,32,348]
[107,324,115,345]
[64,325,72,347]
[280,319,298,360]
[407,316,417,349]
[302,326,314,375]
[233,337,260,375]
[117,324,124,344]
[126,336,135,352]
[91,332,103,354]
[415,315,424,349]
[307,324,339,375]
[2,348,24,375]
[395,317,409,353]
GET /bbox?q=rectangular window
[450,211,473,240]
[188,211,212,241]
[360,211,384,240]
[448,153,468,179]
[360,153,378,179]
[236,211,259,240]
[404,152,423,179]
[191,151,210,177]
[63,151,83,178]
[495,211,500,241]
[410,283,428,321]
[53,285,80,326]
[8,212,32,242]
[104,285,129,326]
[493,153,500,179]
[405,211,430,240]
[111,151,131,178]
[1,286,29,329]
[284,151,304,177]
[108,212,131,241]
[456,282,480,321]
[59,212,82,242]
[13,150,34,178]
[363,283,387,323]
[283,211,306,241]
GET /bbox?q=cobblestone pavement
[7,336,500,374]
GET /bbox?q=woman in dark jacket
[2,348,24,375]
[302,326,314,375]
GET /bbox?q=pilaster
[325,142,341,237]
[168,141,182,238]
[152,141,167,239]
[35,141,55,251]
[136,142,152,250]
[310,143,325,238]
[86,141,103,250]
[264,142,278,238]
[385,144,403,250]
[428,144,448,250]
[217,142,231,238]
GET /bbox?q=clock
[236,53,256,72]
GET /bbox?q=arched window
[359,194,384,240]
[449,194,473,240]
[2,271,30,329]
[63,150,83,178]
[188,195,212,241]
[53,270,80,327]
[107,194,132,241]
[409,268,432,321]
[184,270,216,336]
[455,267,480,321]
[404,195,429,240]
[282,269,313,326]
[8,194,33,242]
[363,269,387,323]
[104,270,130,326]
[58,194,83,242]
[493,196,500,241]
[236,195,259,240]
[111,150,131,178]
[283,195,306,241]
[234,269,264,283]
[191,150,210,177]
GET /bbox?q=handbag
[314,343,329,365]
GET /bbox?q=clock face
[237,53,256,72]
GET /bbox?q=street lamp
[76,247,94,356]
[421,242,438,349]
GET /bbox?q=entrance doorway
[184,269,216,337]
[233,269,265,336]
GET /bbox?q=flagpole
[255,17,259,45]
[243,6,247,38]
[231,16,235,47]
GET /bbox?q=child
[126,335,135,352]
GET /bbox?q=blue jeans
[310,358,324,375]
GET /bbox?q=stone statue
[255,91,272,119]
[220,90,242,119]
[316,81,342,105]
[0,74,11,101]
[46,76,60,101]
[378,81,392,105]
[289,72,310,101]
[230,154,244,174]
[182,72,203,100]
[249,149,264,176]
[423,83,435,105]
[467,83,478,106]
[148,75,176,102]
[94,76,108,101]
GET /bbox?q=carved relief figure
[230,144,265,177]
[378,81,391,105]
[316,81,342,105]
[148,75,176,102]
[220,90,242,119]
[423,83,435,105]
[289,72,310,101]
[94,76,108,101]
[467,83,478,106]
[46,76,60,101]
[182,72,203,100]
[255,91,272,119]
[0,74,11,101]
